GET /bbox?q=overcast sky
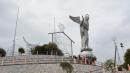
[0,0,130,62]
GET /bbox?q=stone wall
[0,64,101,73]
[0,55,71,65]
[0,63,129,73]
[0,64,130,73]
[0,56,129,73]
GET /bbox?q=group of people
[73,55,96,65]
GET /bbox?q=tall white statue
[69,14,89,49]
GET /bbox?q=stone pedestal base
[81,48,93,52]
[79,48,96,65]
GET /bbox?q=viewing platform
[0,55,130,73]
[0,55,73,66]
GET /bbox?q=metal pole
[48,33,54,43]
[52,33,53,43]
[71,41,73,58]
[113,40,117,72]
[48,32,75,59]
[12,8,19,56]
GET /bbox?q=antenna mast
[113,39,117,72]
[54,17,56,32]
[12,8,19,56]
[53,17,56,43]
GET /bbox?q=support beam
[48,32,75,58]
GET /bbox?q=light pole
[12,8,19,56]
[113,40,117,72]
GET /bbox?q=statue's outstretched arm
[69,16,81,24]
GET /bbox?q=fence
[0,56,130,73]
[0,55,73,66]
[0,55,104,66]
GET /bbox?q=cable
[116,47,122,65]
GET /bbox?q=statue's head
[85,14,89,20]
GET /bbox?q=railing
[0,55,104,67]
[1,56,130,73]
[0,55,73,66]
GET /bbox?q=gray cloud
[0,0,130,62]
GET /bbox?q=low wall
[0,64,129,73]
[0,55,72,65]
[0,64,102,73]
[0,56,129,73]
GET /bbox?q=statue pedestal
[79,48,96,65]
[81,48,93,52]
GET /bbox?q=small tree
[31,42,64,56]
[60,62,73,73]
[0,48,6,57]
[18,48,25,55]
[104,59,114,71]
[122,48,130,70]
[47,42,64,56]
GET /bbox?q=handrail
[0,55,73,66]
